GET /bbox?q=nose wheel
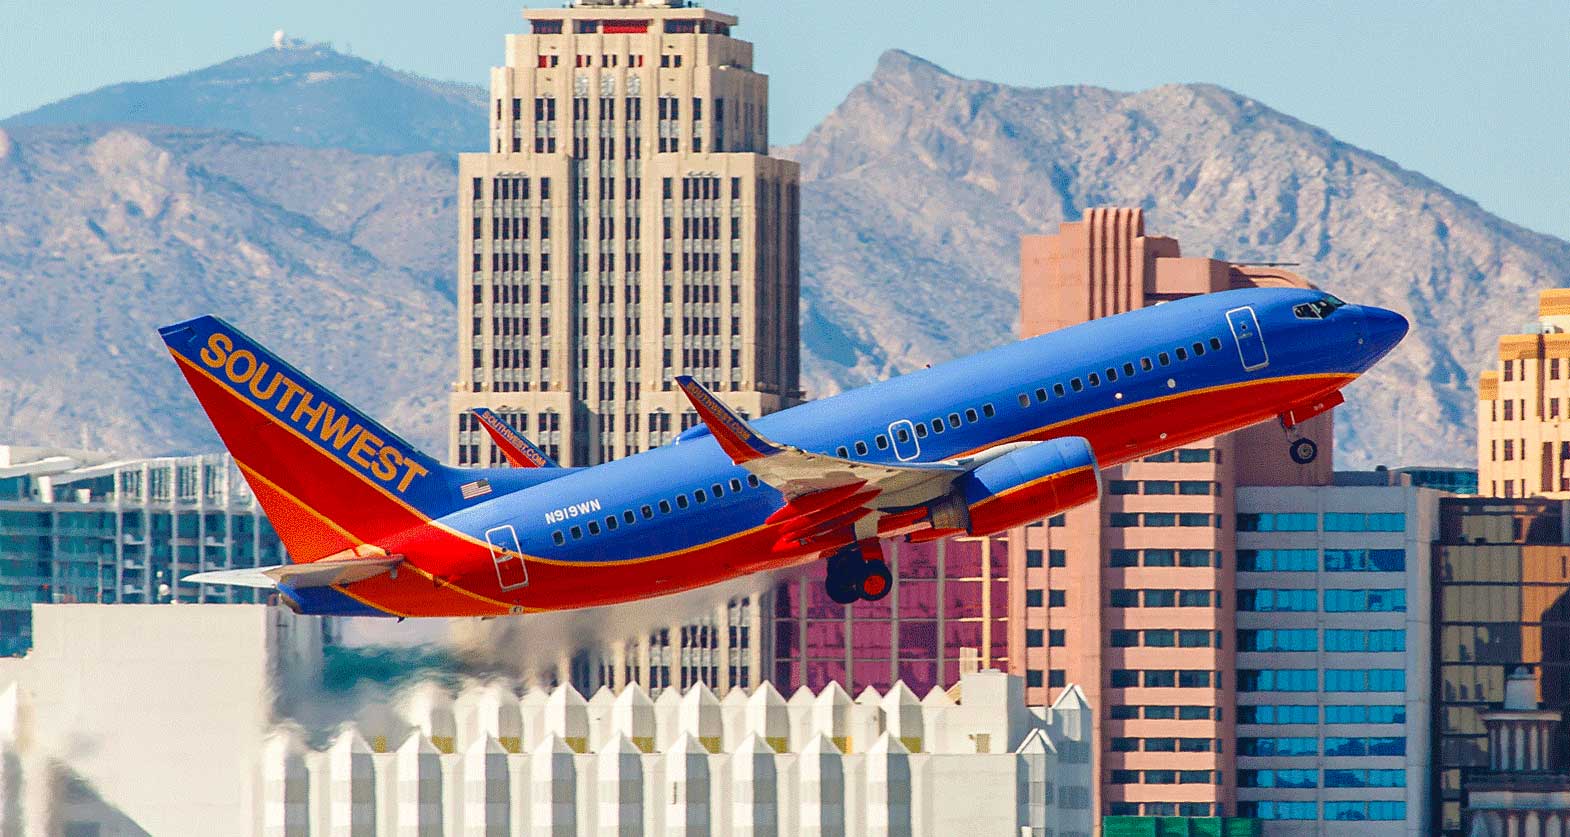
[1289,437,1319,465]
[824,541,893,604]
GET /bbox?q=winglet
[674,376,782,463]
[471,408,557,468]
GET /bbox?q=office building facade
[1434,496,1570,836]
[1016,207,1332,821]
[1477,289,1570,499]
[448,0,799,468]
[0,445,283,655]
[444,0,797,696]
[1233,482,1438,834]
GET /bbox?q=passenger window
[553,531,565,545]
[1123,362,1135,376]
[746,474,760,487]
[983,403,996,418]
[948,413,961,428]
[570,526,583,540]
[606,516,618,531]
[836,446,849,458]
[641,504,654,519]
[855,441,868,456]
[1035,388,1048,402]
[1106,367,1118,382]
[729,478,742,492]
[588,521,600,535]
[1192,342,1205,356]
[712,483,723,497]
[676,494,689,509]
[1140,357,1153,372]
[695,489,707,503]
[659,500,672,514]
[1088,373,1101,387]
[876,435,889,450]
[1175,347,1188,361]
[965,408,979,423]
[624,510,636,524]
[1209,337,1222,351]
[1053,384,1066,397]
[1071,378,1084,392]
[916,422,929,438]
[1018,394,1030,408]
[896,427,910,443]
[1158,352,1170,366]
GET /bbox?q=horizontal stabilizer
[471,407,557,468]
[184,556,403,590]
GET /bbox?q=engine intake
[947,437,1101,536]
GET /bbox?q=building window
[1237,589,1317,612]
[1238,801,1317,821]
[1323,588,1405,612]
[1048,589,1065,607]
[1026,589,1043,607]
[1236,512,1317,532]
[1238,736,1318,757]
[1238,669,1318,692]
[1049,549,1066,567]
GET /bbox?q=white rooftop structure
[0,603,1094,836]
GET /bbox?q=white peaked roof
[800,732,842,757]
[920,686,954,707]
[867,731,910,756]
[1050,684,1090,713]
[1014,727,1057,756]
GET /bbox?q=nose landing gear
[824,539,893,604]
[1288,436,1319,465]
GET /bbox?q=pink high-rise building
[1013,208,1328,822]
[771,534,1011,696]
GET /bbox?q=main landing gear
[824,540,893,604]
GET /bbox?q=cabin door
[888,418,921,461]
[486,525,530,590]
[1225,306,1270,372]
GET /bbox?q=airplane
[166,286,1407,616]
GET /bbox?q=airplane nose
[1362,306,1409,356]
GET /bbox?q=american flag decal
[459,479,492,500]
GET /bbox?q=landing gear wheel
[859,559,893,602]
[1289,437,1319,465]
[826,573,862,604]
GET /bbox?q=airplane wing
[472,407,557,468]
[674,376,967,504]
[184,556,403,589]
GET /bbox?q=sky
[2,0,1566,240]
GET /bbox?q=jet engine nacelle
[929,437,1102,537]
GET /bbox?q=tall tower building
[1477,289,1570,499]
[1016,208,1331,824]
[445,0,797,695]
[450,0,800,468]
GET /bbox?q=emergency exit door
[1226,306,1270,372]
[486,525,529,590]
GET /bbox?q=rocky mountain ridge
[3,47,1567,467]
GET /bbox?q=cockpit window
[1293,295,1347,320]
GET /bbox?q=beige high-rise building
[446,0,796,695]
[1477,289,1570,498]
[449,0,800,469]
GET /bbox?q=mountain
[0,124,457,455]
[3,45,487,156]
[4,47,1567,467]
[780,51,1570,468]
